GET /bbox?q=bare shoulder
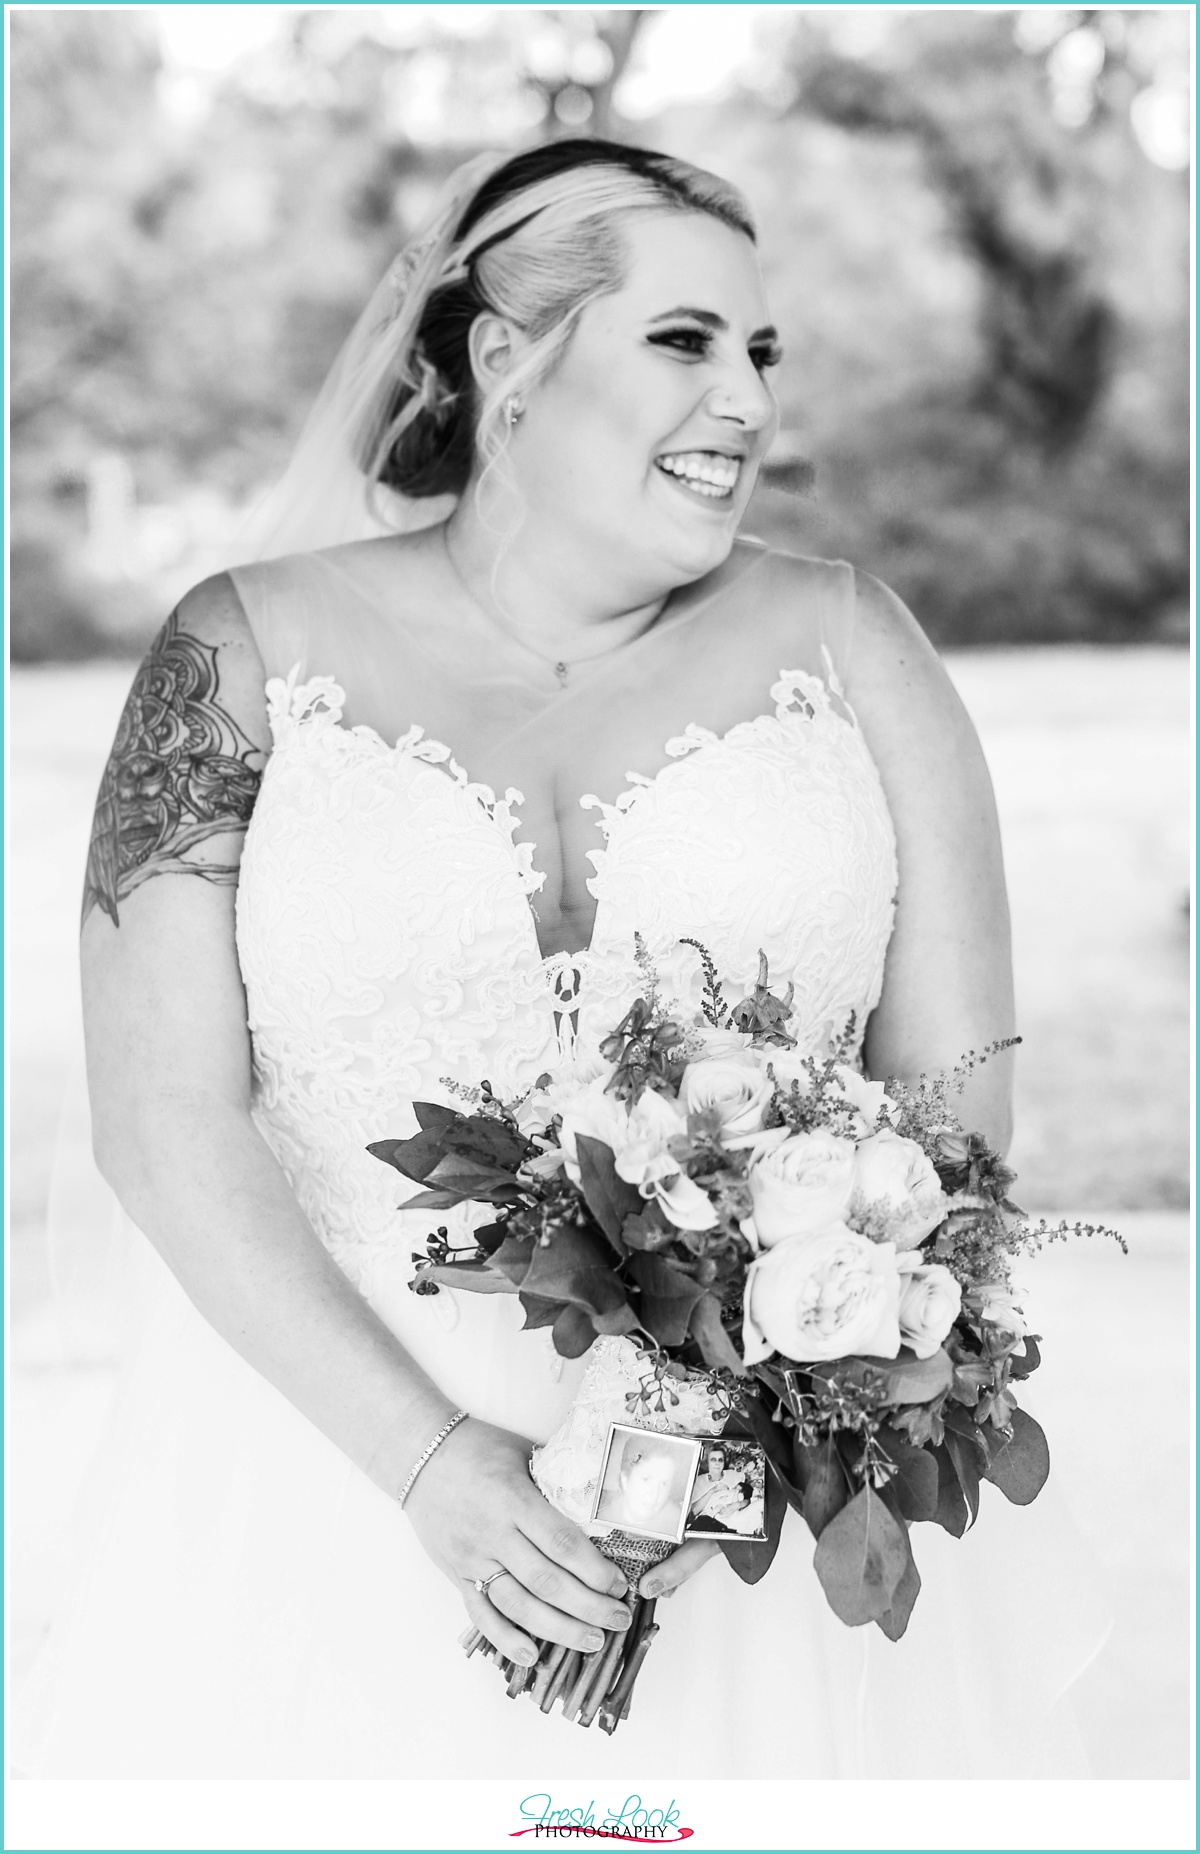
[173,571,270,730]
[843,567,984,770]
[81,573,271,931]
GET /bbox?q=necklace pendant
[554,660,569,687]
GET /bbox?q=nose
[705,353,777,436]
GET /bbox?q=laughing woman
[20,138,1103,1778]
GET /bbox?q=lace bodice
[235,662,897,1295]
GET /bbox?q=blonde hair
[362,139,756,505]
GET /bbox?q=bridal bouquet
[368,940,1120,1733]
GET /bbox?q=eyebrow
[646,306,780,344]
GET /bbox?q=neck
[441,498,673,653]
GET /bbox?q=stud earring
[503,395,524,428]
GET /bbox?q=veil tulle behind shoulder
[230,152,508,566]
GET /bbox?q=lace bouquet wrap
[369,939,1122,1733]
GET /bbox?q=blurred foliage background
[10,4,1191,660]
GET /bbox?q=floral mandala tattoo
[82,613,265,928]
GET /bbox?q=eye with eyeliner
[647,325,782,372]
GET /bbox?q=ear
[466,311,527,399]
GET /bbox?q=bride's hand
[636,1539,721,1600]
[402,1417,633,1665]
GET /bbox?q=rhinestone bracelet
[396,1409,469,1510]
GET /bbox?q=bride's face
[509,210,780,589]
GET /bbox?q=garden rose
[896,1260,962,1358]
[846,1128,949,1250]
[680,1055,773,1137]
[747,1129,856,1247]
[741,1223,903,1364]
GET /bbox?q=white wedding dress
[18,541,1106,1779]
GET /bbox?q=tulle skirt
[15,1222,1108,1780]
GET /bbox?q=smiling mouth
[654,450,742,503]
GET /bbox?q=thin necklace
[440,531,666,688]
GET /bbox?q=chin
[661,522,738,584]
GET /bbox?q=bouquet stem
[460,1591,663,1734]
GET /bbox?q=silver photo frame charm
[589,1423,704,1546]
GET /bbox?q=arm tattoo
[82,612,266,929]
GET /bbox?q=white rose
[742,1223,903,1364]
[896,1260,962,1358]
[846,1128,949,1250]
[830,1065,896,1131]
[691,1024,754,1059]
[747,1129,857,1247]
[680,1055,773,1137]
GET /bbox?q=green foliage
[813,1485,914,1628]
[10,8,1188,657]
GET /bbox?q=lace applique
[238,660,898,1298]
[665,722,721,759]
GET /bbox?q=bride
[22,137,1100,1780]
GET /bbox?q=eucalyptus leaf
[876,1426,939,1523]
[628,1252,708,1347]
[944,1428,981,1528]
[518,1291,562,1330]
[552,1304,598,1358]
[366,1133,446,1184]
[522,1223,631,1319]
[414,1261,517,1295]
[575,1134,640,1250]
[719,1462,787,1585]
[690,1293,745,1373]
[875,1543,921,1640]
[878,1347,954,1406]
[813,1486,910,1626]
[411,1101,463,1138]
[932,1444,970,1537]
[1007,1336,1043,1381]
[491,1233,536,1288]
[799,1437,849,1539]
[980,1407,1050,1504]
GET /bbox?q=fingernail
[584,1630,605,1651]
[514,1645,536,1665]
[611,1608,632,1631]
[610,1576,628,1598]
[643,1581,661,1598]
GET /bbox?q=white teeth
[655,450,740,495]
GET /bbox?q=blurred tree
[9,6,1189,658]
[792,11,1116,452]
[716,7,1190,644]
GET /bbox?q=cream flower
[896,1260,962,1358]
[742,1224,903,1364]
[680,1055,774,1138]
[555,1075,636,1185]
[829,1065,896,1131]
[846,1128,949,1250]
[747,1129,857,1247]
[628,1151,718,1231]
[970,1281,1029,1339]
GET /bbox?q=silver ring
[474,1568,508,1597]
